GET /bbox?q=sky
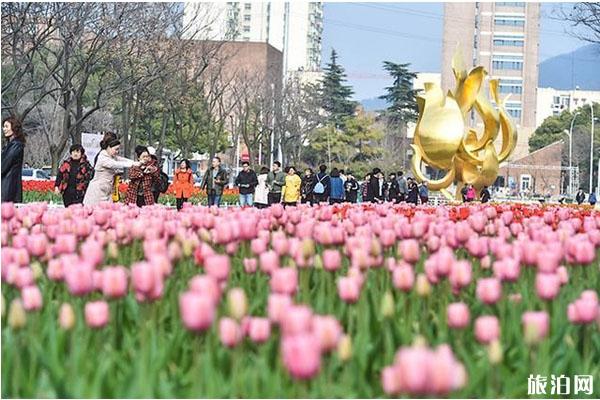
[321,2,591,101]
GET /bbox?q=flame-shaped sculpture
[411,50,518,200]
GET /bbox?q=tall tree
[320,49,356,128]
[379,61,418,126]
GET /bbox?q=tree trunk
[156,110,168,160]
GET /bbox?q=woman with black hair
[83,137,138,206]
[301,168,317,205]
[54,144,93,206]
[1,116,26,203]
[173,159,194,210]
[126,145,160,207]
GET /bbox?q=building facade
[536,87,600,126]
[183,2,323,73]
[441,2,540,159]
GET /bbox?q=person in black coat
[406,177,419,204]
[480,186,491,203]
[301,168,317,205]
[575,188,586,205]
[235,161,259,206]
[314,164,331,204]
[368,168,385,203]
[54,144,94,207]
[2,117,26,203]
[386,172,400,203]
[344,173,360,203]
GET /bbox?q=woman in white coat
[83,139,138,206]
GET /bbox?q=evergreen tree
[379,61,419,126]
[320,49,357,128]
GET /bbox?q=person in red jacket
[172,159,194,210]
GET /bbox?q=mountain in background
[538,44,600,90]
[361,96,388,112]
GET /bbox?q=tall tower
[441,2,540,158]
[183,2,323,73]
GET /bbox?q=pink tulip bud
[447,302,470,329]
[219,317,242,348]
[179,291,215,332]
[381,365,401,395]
[15,267,34,289]
[243,258,258,274]
[102,266,128,299]
[535,273,561,300]
[392,266,414,292]
[21,285,43,311]
[449,260,472,290]
[259,250,280,274]
[65,262,94,296]
[281,333,322,380]
[270,267,298,295]
[85,301,109,329]
[398,239,420,264]
[522,311,549,344]
[59,303,75,330]
[250,238,268,255]
[26,234,48,257]
[568,290,599,324]
[188,274,221,304]
[557,266,569,285]
[474,315,500,344]
[476,278,502,305]
[281,305,313,336]
[322,249,342,271]
[248,317,271,343]
[267,293,292,323]
[204,254,230,282]
[227,287,248,320]
[337,276,360,304]
[311,315,343,353]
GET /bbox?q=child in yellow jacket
[281,166,302,206]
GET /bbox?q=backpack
[313,174,327,194]
[158,171,169,193]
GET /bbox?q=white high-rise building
[183,2,323,73]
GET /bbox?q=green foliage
[529,110,573,152]
[319,49,357,129]
[378,61,419,125]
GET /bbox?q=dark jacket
[387,179,400,202]
[368,177,384,202]
[301,174,317,199]
[315,172,331,197]
[1,139,24,203]
[267,170,286,194]
[589,192,597,205]
[235,169,258,195]
[406,182,419,204]
[480,188,491,203]
[344,178,359,203]
[201,167,228,196]
[576,191,585,205]
[55,156,94,205]
[330,176,345,200]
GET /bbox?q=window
[493,38,524,47]
[243,25,250,33]
[499,78,523,94]
[244,3,251,10]
[553,96,560,105]
[22,169,33,177]
[520,174,532,192]
[492,60,523,70]
[496,2,525,7]
[507,108,522,118]
[244,14,251,22]
[494,16,525,26]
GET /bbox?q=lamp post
[588,102,595,194]
[566,112,580,196]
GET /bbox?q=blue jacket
[330,176,345,199]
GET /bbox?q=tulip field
[1,201,599,398]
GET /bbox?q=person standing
[83,138,138,206]
[267,161,286,205]
[466,184,476,202]
[235,161,258,207]
[254,166,270,209]
[281,166,302,207]
[362,173,372,203]
[397,171,407,202]
[54,144,93,207]
[369,168,385,203]
[172,159,194,210]
[201,156,228,207]
[387,172,400,203]
[344,173,359,203]
[126,145,160,207]
[329,168,345,204]
[301,168,317,205]
[313,164,331,204]
[419,181,429,204]
[150,154,169,204]
[1,117,25,203]
[480,186,491,203]
[589,191,597,206]
[406,178,419,205]
[575,188,586,205]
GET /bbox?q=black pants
[153,191,160,204]
[314,193,328,203]
[136,195,147,207]
[268,192,282,205]
[176,197,187,211]
[255,203,268,209]
[329,198,343,204]
[302,194,314,205]
[346,192,357,203]
[284,202,297,208]
[62,190,82,207]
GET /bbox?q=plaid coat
[125,161,160,206]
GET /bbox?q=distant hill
[538,44,600,90]
[360,97,389,112]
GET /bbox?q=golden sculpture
[411,50,518,200]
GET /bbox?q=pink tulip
[15,267,34,289]
[243,258,258,274]
[65,262,94,296]
[85,301,109,328]
[449,260,472,290]
[131,262,158,295]
[188,274,221,304]
[522,311,549,343]
[474,315,500,344]
[392,266,414,292]
[535,273,561,300]
[204,254,230,282]
[557,266,569,285]
[476,278,502,305]
[267,293,292,323]
[337,276,360,304]
[26,234,48,257]
[311,315,343,352]
[399,239,420,264]
[493,258,520,282]
[281,305,313,336]
[270,267,298,295]
[21,285,43,311]
[447,302,470,329]
[322,249,342,271]
[568,290,599,324]
[248,317,271,343]
[102,266,128,299]
[380,229,396,248]
[59,303,75,330]
[219,317,242,348]
[250,238,268,255]
[179,291,215,332]
[259,250,280,274]
[281,333,321,380]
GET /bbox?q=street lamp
[588,102,595,194]
[565,111,580,196]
